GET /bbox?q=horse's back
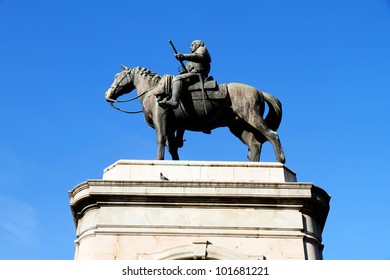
[227,82,260,95]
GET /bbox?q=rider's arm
[182,46,210,63]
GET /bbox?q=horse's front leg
[154,111,167,160]
[166,128,180,160]
[155,131,166,160]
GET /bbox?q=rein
[109,102,143,114]
[108,90,152,114]
[107,69,160,114]
[107,69,145,114]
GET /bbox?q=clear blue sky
[1,0,389,260]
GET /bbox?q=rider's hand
[175,53,185,61]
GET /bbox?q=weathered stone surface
[69,160,330,260]
[102,160,296,182]
[105,64,286,163]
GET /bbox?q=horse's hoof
[278,155,286,164]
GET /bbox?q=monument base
[69,160,330,260]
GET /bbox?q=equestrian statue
[105,40,286,163]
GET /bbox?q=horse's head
[105,65,135,102]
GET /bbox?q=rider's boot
[164,80,182,109]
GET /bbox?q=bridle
[107,69,144,114]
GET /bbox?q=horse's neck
[133,68,160,97]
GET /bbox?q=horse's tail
[262,91,282,132]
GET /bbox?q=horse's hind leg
[229,84,285,163]
[228,122,262,162]
[248,116,285,163]
[244,131,262,162]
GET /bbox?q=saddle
[154,75,228,135]
[154,75,227,101]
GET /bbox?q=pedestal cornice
[69,160,330,260]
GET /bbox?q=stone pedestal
[69,160,330,260]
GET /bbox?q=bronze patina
[105,40,285,163]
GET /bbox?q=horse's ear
[121,64,129,71]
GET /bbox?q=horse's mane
[133,66,162,84]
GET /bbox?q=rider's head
[190,40,204,52]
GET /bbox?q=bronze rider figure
[160,40,211,109]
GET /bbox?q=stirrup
[158,99,179,109]
[166,100,179,108]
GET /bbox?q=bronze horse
[105,66,286,163]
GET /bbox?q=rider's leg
[165,79,183,108]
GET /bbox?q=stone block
[70,160,329,260]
